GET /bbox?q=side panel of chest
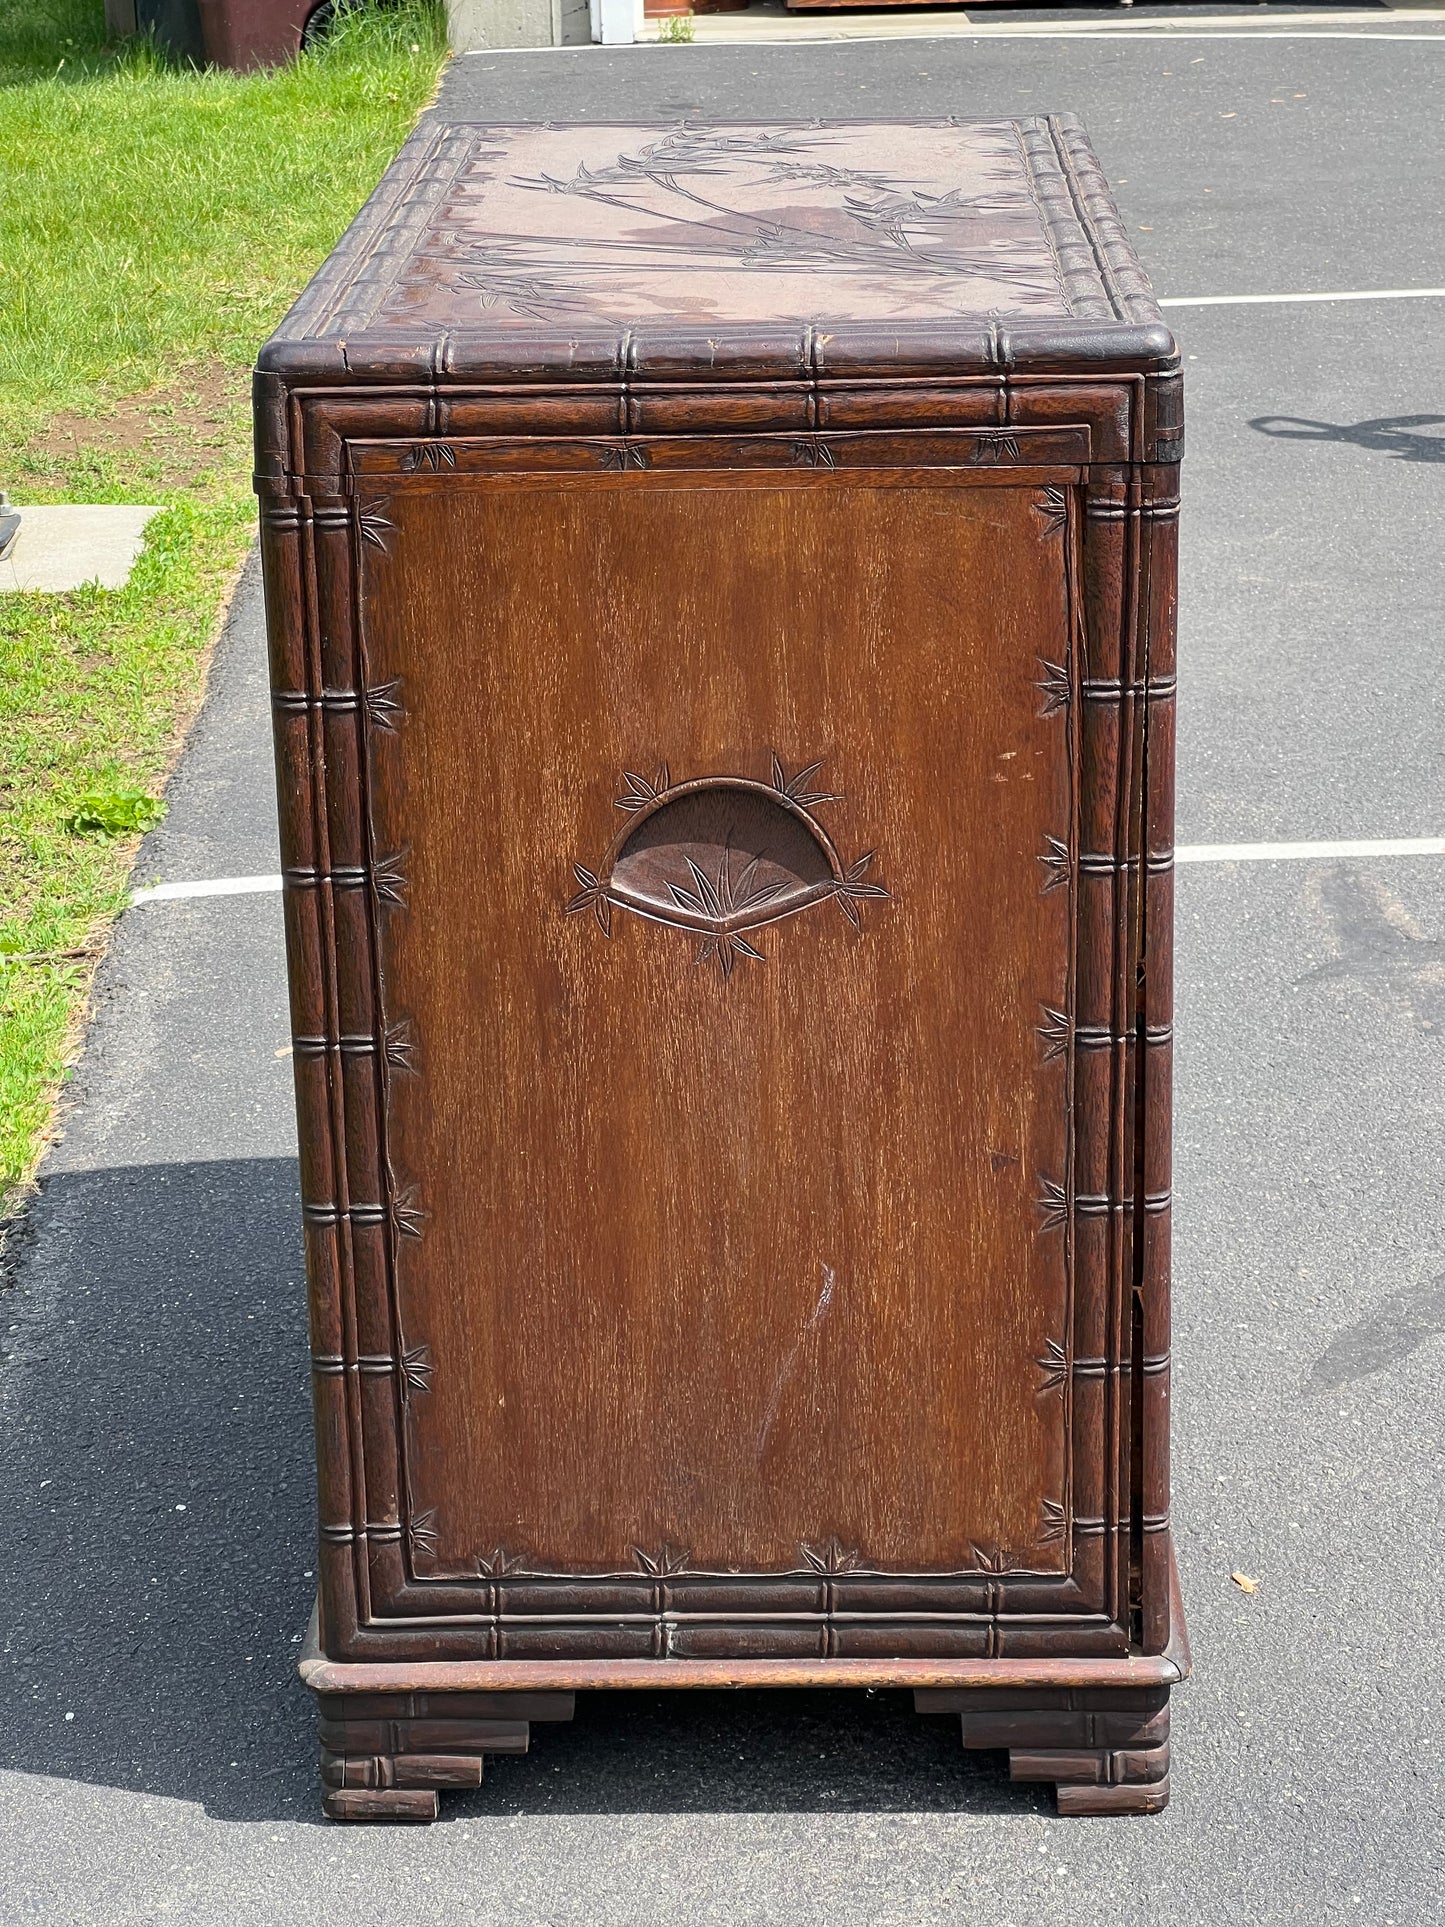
[261,411,1175,1664]
[361,472,1075,1583]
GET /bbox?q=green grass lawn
[0,0,447,1220]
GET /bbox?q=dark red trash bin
[127,0,325,69]
[197,0,314,69]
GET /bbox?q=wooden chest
[255,115,1185,1821]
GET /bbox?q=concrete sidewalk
[2,28,1443,1927]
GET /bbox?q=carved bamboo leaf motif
[834,848,890,929]
[1034,658,1071,716]
[357,498,394,551]
[390,1184,427,1241]
[1035,1336,1068,1395]
[615,766,670,812]
[565,864,612,936]
[383,1020,417,1073]
[791,437,837,469]
[399,1344,433,1397]
[1038,1005,1071,1061]
[371,847,410,910]
[1038,835,1070,893]
[1034,484,1069,535]
[503,123,1067,298]
[1036,1178,1068,1232]
[801,1536,860,1575]
[632,1542,690,1577]
[408,1507,439,1562]
[599,442,648,470]
[970,432,1021,466]
[477,1545,528,1578]
[401,442,456,473]
[363,678,404,733]
[1038,1498,1067,1545]
[772,754,841,807]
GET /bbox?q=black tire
[300,0,339,49]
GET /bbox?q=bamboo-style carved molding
[1036,1345,1170,1394]
[283,866,369,890]
[289,1024,414,1060]
[273,687,361,715]
[301,1193,428,1237]
[312,1354,409,1377]
[1081,675,1177,702]
[1038,1186,1169,1227]
[1078,851,1142,876]
[303,1201,387,1226]
[274,681,405,729]
[303,1598,1125,1627]
[1076,1024,1122,1049]
[1085,500,1180,522]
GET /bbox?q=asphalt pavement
[2,17,1443,1924]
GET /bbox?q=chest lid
[259,115,1174,386]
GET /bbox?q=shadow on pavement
[1248,412,1445,462]
[0,1157,1031,1823]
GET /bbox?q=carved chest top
[259,115,1173,386]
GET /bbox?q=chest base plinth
[302,1552,1187,1821]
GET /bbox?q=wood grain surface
[362,471,1074,1577]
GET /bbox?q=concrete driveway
[2,15,1442,1924]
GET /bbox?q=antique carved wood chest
[255,115,1185,1821]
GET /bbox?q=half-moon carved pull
[566,757,889,977]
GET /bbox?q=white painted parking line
[664,16,1445,45]
[130,841,1445,907]
[490,23,1445,50]
[131,875,282,904]
[1160,288,1445,309]
[1175,838,1445,865]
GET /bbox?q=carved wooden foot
[916,1685,1171,1815]
[316,1689,575,1822]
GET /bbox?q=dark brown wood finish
[256,116,1183,1819]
